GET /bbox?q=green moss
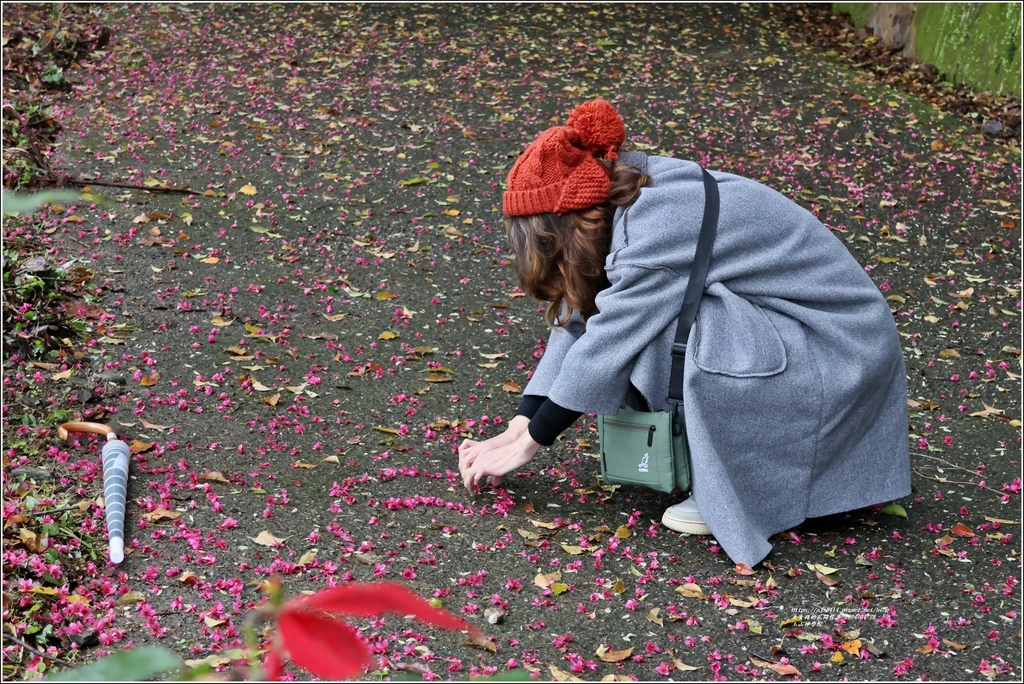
[914,4,1021,96]
[832,3,1022,97]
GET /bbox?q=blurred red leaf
[298,581,477,636]
[277,609,370,679]
[266,581,478,681]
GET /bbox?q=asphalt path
[7,3,1021,681]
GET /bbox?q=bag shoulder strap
[668,168,719,403]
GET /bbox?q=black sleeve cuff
[527,399,583,447]
[516,395,546,419]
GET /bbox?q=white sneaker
[662,497,711,536]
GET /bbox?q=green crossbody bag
[597,167,719,494]
[598,407,690,493]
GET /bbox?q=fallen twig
[1,632,76,668]
[45,175,197,195]
[912,466,1011,499]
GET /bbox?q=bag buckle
[671,342,687,357]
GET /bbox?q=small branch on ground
[47,175,198,196]
[2,633,76,668]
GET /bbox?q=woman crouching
[458,99,911,567]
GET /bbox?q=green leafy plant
[36,580,481,682]
[41,646,184,682]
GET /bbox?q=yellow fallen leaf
[141,508,181,523]
[460,636,497,653]
[743,618,763,634]
[251,530,286,547]
[534,570,562,588]
[118,591,146,605]
[816,571,839,587]
[983,516,1019,525]
[729,595,758,608]
[240,184,257,195]
[548,665,584,682]
[942,638,968,651]
[20,529,46,552]
[139,418,172,431]
[751,657,802,676]
[130,440,155,453]
[596,645,634,663]
[184,650,248,670]
[676,583,707,599]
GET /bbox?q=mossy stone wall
[833,3,1022,97]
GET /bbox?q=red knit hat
[503,99,626,217]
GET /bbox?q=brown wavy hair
[507,161,651,328]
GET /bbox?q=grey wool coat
[523,151,912,566]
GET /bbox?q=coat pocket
[692,284,787,378]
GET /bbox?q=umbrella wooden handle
[58,422,116,441]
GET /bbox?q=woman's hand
[459,415,539,491]
[458,415,528,466]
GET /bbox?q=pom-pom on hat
[503,99,626,217]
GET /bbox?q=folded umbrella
[58,422,130,564]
